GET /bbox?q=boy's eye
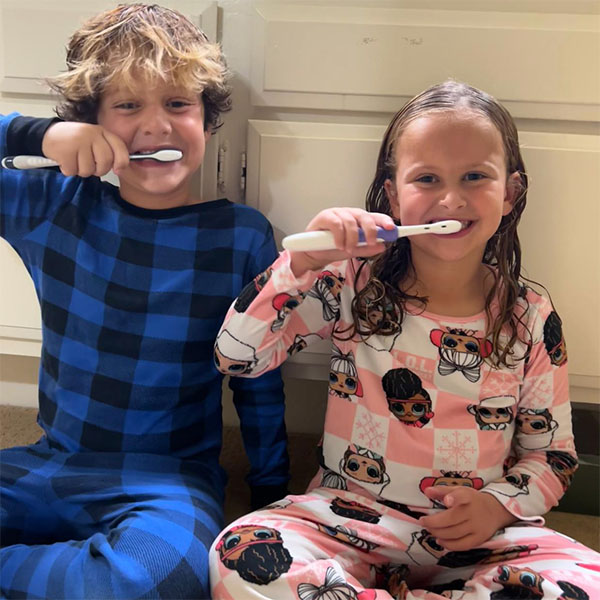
[168,100,194,109]
[115,102,138,110]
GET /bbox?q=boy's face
[97,78,211,209]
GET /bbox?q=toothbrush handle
[282,226,396,251]
[1,155,59,169]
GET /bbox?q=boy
[0,4,288,598]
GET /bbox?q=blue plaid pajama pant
[0,440,224,599]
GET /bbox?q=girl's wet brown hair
[47,3,231,131]
[339,80,533,368]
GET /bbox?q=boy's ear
[502,171,522,216]
[204,129,212,143]
[384,178,400,220]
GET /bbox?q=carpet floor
[1,404,598,552]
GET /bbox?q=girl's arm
[214,208,394,378]
[482,293,576,522]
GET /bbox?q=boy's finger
[77,147,97,178]
[92,138,115,176]
[104,130,130,172]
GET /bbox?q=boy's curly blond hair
[47,3,231,130]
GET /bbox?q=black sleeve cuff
[250,483,289,510]
[6,116,61,156]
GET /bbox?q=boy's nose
[141,107,172,136]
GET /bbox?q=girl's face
[384,112,516,266]
[97,78,210,209]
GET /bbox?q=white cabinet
[1,0,599,401]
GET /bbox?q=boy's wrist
[7,116,62,156]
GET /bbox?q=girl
[209,81,599,599]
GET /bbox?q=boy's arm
[227,230,290,509]
[6,115,60,156]
[0,114,82,244]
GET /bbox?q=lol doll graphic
[468,395,515,430]
[381,368,434,427]
[430,328,492,383]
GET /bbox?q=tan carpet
[1,405,598,551]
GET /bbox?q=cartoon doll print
[381,368,434,427]
[320,468,348,490]
[515,408,559,450]
[437,544,538,569]
[329,345,363,400]
[493,472,531,497]
[419,471,484,507]
[329,497,382,524]
[214,329,258,375]
[215,524,293,585]
[491,566,544,599]
[234,267,273,312]
[430,328,492,383]
[372,563,410,600]
[307,270,345,321]
[546,451,579,492]
[287,333,323,356]
[339,444,390,494]
[557,581,590,600]
[354,280,401,351]
[544,310,568,367]
[406,529,445,565]
[316,523,380,552]
[271,291,305,331]
[297,567,375,600]
[423,580,469,599]
[468,395,515,430]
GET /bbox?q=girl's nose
[439,188,466,210]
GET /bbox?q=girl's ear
[384,178,401,220]
[502,171,522,216]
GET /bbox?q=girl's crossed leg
[209,486,600,599]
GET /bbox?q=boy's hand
[418,486,517,551]
[290,207,396,277]
[42,122,130,177]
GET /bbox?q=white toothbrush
[1,149,183,170]
[281,220,463,251]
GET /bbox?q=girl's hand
[418,486,517,551]
[289,207,396,277]
[42,122,130,178]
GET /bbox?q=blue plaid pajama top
[0,113,289,493]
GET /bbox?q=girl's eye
[464,172,486,181]
[416,174,437,184]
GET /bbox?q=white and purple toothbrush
[281,220,463,251]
